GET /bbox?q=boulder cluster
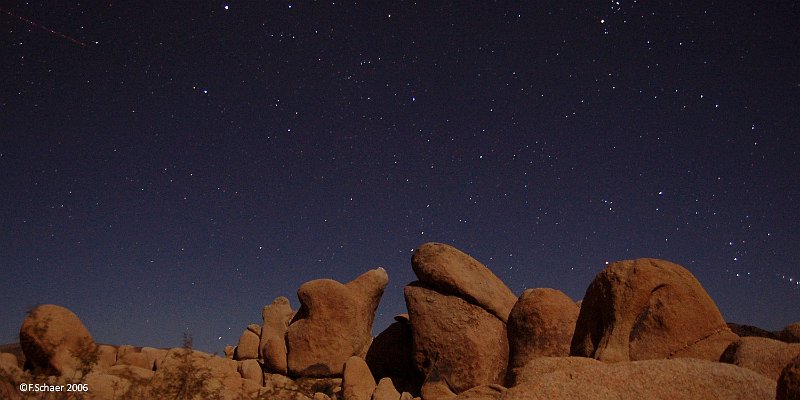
[1,242,799,400]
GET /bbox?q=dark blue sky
[2,1,798,353]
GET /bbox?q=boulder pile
[1,242,798,400]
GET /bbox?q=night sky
[2,1,798,353]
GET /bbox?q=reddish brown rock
[260,296,294,374]
[452,384,506,400]
[405,284,508,395]
[19,304,97,377]
[720,337,800,380]
[505,357,774,400]
[777,354,800,400]
[235,324,261,360]
[365,314,422,394]
[96,344,117,369]
[287,268,388,377]
[238,359,264,384]
[411,242,517,322]
[780,322,800,343]
[117,345,155,370]
[372,377,401,400]
[570,258,737,362]
[342,356,376,400]
[507,288,579,371]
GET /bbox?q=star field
[1,1,798,352]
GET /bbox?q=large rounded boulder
[570,258,737,362]
[507,288,579,371]
[19,304,97,377]
[411,242,517,322]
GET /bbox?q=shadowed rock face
[777,354,800,400]
[286,268,388,377]
[570,258,737,362]
[365,314,423,394]
[781,322,800,343]
[411,242,517,323]
[507,288,579,372]
[19,304,97,377]
[405,283,508,395]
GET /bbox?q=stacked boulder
[404,242,516,397]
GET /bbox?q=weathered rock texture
[507,288,578,371]
[411,242,517,322]
[720,336,800,380]
[503,357,775,400]
[342,356,376,400]
[234,324,261,360]
[570,258,737,362]
[405,284,508,395]
[372,377,402,400]
[777,354,800,400]
[287,268,388,377]
[19,304,97,377]
[260,296,294,374]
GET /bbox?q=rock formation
[365,314,422,394]
[405,243,516,396]
[19,304,97,377]
[6,250,795,400]
[411,242,517,322]
[777,354,800,400]
[720,336,800,380]
[234,324,261,360]
[260,296,294,374]
[405,283,509,395]
[570,258,738,362]
[500,357,775,400]
[287,268,388,377]
[780,321,800,343]
[342,356,376,400]
[507,288,579,372]
[372,377,402,400]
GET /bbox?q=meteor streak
[1,7,87,47]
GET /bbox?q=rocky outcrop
[342,356,376,400]
[373,377,401,400]
[777,354,800,400]
[287,268,388,377]
[411,242,517,322]
[365,314,422,394]
[234,324,261,360]
[239,359,263,383]
[504,357,775,400]
[19,304,97,377]
[570,258,738,362]
[780,322,800,343]
[405,284,508,395]
[720,336,800,380]
[260,296,294,374]
[96,344,117,369]
[507,288,578,372]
